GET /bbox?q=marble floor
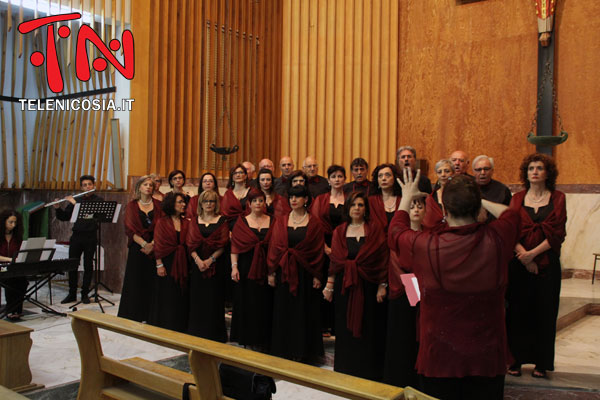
[3,277,600,399]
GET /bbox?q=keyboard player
[0,210,26,321]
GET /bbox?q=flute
[44,189,97,208]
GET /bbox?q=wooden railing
[70,310,430,400]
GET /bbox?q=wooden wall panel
[553,1,600,184]
[131,0,282,180]
[280,0,400,174]
[397,0,538,185]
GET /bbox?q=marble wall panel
[561,194,600,272]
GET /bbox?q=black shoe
[61,294,76,304]
[81,294,91,304]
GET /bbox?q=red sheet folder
[400,273,421,306]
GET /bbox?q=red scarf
[329,222,388,338]
[154,216,190,288]
[310,192,346,234]
[124,199,163,247]
[368,194,400,231]
[422,193,446,232]
[186,217,229,278]
[231,216,273,282]
[510,190,567,268]
[267,214,325,295]
[221,189,250,223]
[270,193,291,218]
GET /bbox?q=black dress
[322,204,344,332]
[506,202,562,371]
[118,209,156,322]
[383,294,418,387]
[230,219,273,349]
[271,226,324,361]
[188,217,228,342]
[333,237,388,381]
[149,231,189,333]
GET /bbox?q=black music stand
[69,201,120,313]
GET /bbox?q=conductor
[54,175,103,304]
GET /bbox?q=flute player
[53,175,103,305]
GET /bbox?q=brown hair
[519,153,558,191]
[441,175,481,220]
[343,191,370,223]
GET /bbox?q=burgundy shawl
[329,222,388,337]
[267,214,325,295]
[510,190,567,268]
[231,217,273,282]
[124,199,163,247]
[310,192,346,235]
[270,193,291,218]
[221,189,250,223]
[154,216,190,287]
[368,194,400,231]
[422,193,445,232]
[0,237,22,259]
[186,217,229,278]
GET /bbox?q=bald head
[242,161,256,179]
[303,156,319,178]
[258,158,274,172]
[450,150,470,175]
[279,156,294,177]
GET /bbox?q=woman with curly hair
[221,164,251,229]
[0,210,25,320]
[506,153,566,379]
[368,163,402,230]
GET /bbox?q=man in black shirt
[274,156,295,195]
[343,157,370,195]
[472,155,512,222]
[303,156,329,198]
[54,175,103,304]
[396,146,432,194]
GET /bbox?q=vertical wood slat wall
[142,0,282,180]
[280,0,399,173]
[0,0,130,190]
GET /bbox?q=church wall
[397,0,600,186]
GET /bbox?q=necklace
[383,195,396,211]
[291,211,308,225]
[528,191,549,203]
[349,221,364,227]
[139,198,152,205]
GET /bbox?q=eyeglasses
[172,176,184,180]
[202,200,217,204]
[304,164,318,169]
[233,171,246,176]
[473,167,492,172]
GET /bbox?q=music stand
[69,201,121,313]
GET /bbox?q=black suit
[55,193,103,296]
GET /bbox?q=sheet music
[400,273,421,307]
[112,204,122,223]
[15,240,28,263]
[70,203,81,223]
[41,239,56,261]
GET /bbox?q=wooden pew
[0,319,43,392]
[70,310,426,400]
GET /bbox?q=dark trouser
[3,277,29,314]
[68,235,97,295]
[420,375,505,400]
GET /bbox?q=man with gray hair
[242,161,256,180]
[472,155,512,221]
[396,146,432,194]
